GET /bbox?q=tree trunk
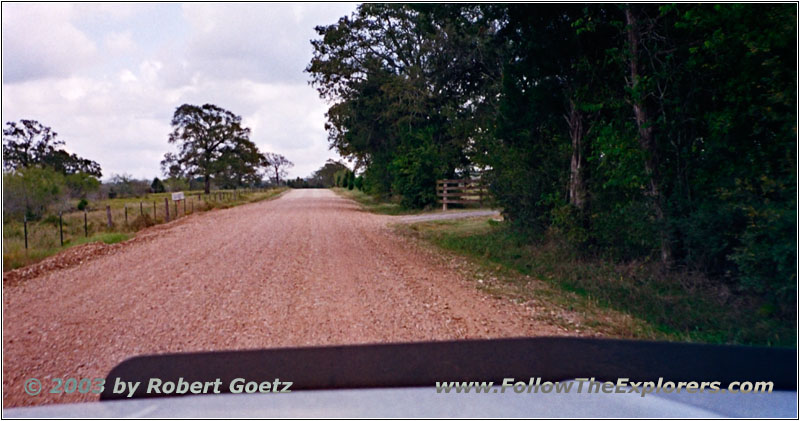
[204,174,210,194]
[567,99,587,211]
[625,5,671,264]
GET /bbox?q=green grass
[332,188,423,215]
[3,232,132,271]
[402,217,795,347]
[332,187,488,216]
[3,187,287,272]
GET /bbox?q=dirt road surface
[3,189,565,407]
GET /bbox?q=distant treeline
[307,4,796,311]
[288,159,361,190]
[4,103,297,220]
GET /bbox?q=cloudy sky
[2,2,357,180]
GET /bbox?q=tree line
[3,103,294,219]
[307,4,796,311]
[287,159,356,189]
[3,120,102,218]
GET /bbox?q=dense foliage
[2,120,103,218]
[308,4,796,314]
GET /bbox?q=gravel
[3,189,565,408]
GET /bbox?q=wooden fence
[437,179,487,211]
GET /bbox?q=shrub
[389,133,445,209]
[2,166,66,220]
[151,177,166,193]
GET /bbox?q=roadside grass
[333,187,490,216]
[3,232,132,271]
[3,188,287,272]
[332,188,422,215]
[199,187,287,211]
[400,217,794,347]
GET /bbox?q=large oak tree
[164,104,260,193]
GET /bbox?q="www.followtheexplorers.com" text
[435,377,774,397]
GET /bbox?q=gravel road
[3,189,564,407]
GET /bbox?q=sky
[1,2,357,180]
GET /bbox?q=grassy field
[3,188,287,271]
[399,216,794,347]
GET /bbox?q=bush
[77,198,88,211]
[729,202,796,312]
[128,214,156,230]
[2,166,66,220]
[65,172,100,199]
[390,132,445,209]
[163,177,189,193]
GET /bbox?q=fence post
[84,210,88,237]
[106,205,113,228]
[23,215,28,249]
[442,181,448,211]
[153,201,157,219]
[164,197,170,222]
[184,198,186,214]
[174,200,177,218]
[59,212,64,246]
[140,201,143,217]
[124,205,128,224]
[191,199,194,214]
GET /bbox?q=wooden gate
[437,179,487,211]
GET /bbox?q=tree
[2,119,102,177]
[151,177,166,193]
[215,138,264,188]
[307,4,498,205]
[622,4,671,264]
[65,172,100,199]
[263,153,293,185]
[310,159,350,187]
[308,4,796,316]
[165,104,253,193]
[105,173,149,198]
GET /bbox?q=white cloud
[179,3,354,84]
[2,3,356,180]
[1,3,98,83]
[73,3,149,20]
[104,31,137,55]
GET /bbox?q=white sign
[172,192,185,201]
